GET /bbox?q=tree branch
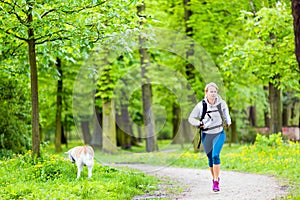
[0,42,25,59]
[0,0,14,8]
[3,29,28,41]
[0,0,27,23]
[41,8,57,18]
[34,29,69,42]
[61,1,107,14]
[39,1,107,19]
[35,36,71,45]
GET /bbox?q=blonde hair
[205,82,219,93]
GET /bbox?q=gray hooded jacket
[188,95,231,134]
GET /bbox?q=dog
[65,146,94,179]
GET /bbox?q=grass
[0,149,160,200]
[1,133,299,199]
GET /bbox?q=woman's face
[206,86,217,99]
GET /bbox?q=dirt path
[112,164,288,200]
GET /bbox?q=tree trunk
[183,0,197,145]
[182,119,192,142]
[65,113,73,143]
[230,109,238,143]
[292,0,300,71]
[231,118,238,143]
[55,58,63,152]
[172,103,181,144]
[81,120,91,144]
[63,114,69,146]
[291,101,300,126]
[184,0,193,38]
[249,106,256,127]
[102,100,117,153]
[119,105,132,149]
[138,1,158,152]
[263,86,270,128]
[183,0,195,81]
[28,7,40,158]
[116,125,131,150]
[269,81,282,134]
[282,97,289,127]
[61,125,67,145]
[91,102,102,149]
[137,125,143,142]
[292,0,300,130]
[116,77,134,149]
[142,84,158,152]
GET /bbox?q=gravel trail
[112,164,288,200]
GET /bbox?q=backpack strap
[197,99,207,149]
[200,99,207,121]
[217,103,225,122]
[202,103,224,131]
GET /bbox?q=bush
[239,127,258,144]
[254,132,283,147]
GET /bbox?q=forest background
[0,0,299,157]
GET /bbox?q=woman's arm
[188,103,202,127]
[222,101,231,127]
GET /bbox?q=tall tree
[183,0,198,149]
[100,62,117,153]
[55,58,63,152]
[292,0,300,73]
[92,91,103,148]
[116,77,135,149]
[137,1,158,152]
[223,3,299,134]
[0,0,107,157]
[27,0,40,157]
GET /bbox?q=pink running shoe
[212,179,220,192]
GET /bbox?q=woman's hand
[198,123,204,129]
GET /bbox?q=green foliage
[0,68,31,154]
[0,151,159,199]
[220,2,300,134]
[0,0,141,143]
[190,0,252,60]
[97,64,120,103]
[254,132,283,147]
[232,2,299,91]
[239,128,258,144]
[0,0,299,158]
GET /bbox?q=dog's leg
[77,163,83,179]
[87,166,93,179]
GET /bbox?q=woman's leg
[210,167,214,178]
[212,130,226,181]
[213,165,220,181]
[202,133,214,177]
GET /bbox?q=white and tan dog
[65,146,94,179]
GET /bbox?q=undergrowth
[0,151,159,200]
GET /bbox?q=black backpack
[197,99,224,149]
